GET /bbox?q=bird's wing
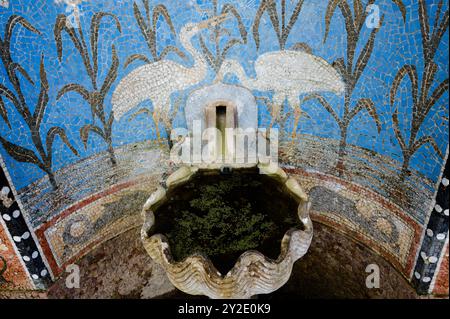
[255,51,345,94]
[111,61,178,120]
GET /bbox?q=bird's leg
[289,95,303,140]
[152,111,162,146]
[162,116,174,149]
[292,107,301,139]
[268,104,281,131]
[269,93,285,135]
[161,99,174,149]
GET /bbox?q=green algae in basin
[152,168,303,275]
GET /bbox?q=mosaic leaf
[54,15,84,64]
[0,136,42,168]
[128,108,151,122]
[9,63,34,86]
[353,0,364,30]
[352,98,381,133]
[91,12,122,80]
[390,65,419,107]
[152,4,176,36]
[253,0,280,50]
[290,42,312,54]
[391,0,406,22]
[222,3,247,43]
[283,0,304,46]
[3,15,40,47]
[46,127,79,164]
[80,124,105,149]
[324,0,344,43]
[100,45,119,103]
[221,38,243,60]
[199,35,215,70]
[124,54,151,69]
[418,0,430,46]
[353,15,384,86]
[131,1,183,62]
[303,93,342,128]
[33,55,49,129]
[159,46,187,61]
[56,83,91,103]
[0,84,20,112]
[411,136,443,159]
[392,108,407,152]
[0,98,10,128]
[332,58,347,82]
[133,1,152,47]
[426,79,449,112]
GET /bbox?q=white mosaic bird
[217,51,345,137]
[112,15,228,141]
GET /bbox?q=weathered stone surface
[47,227,174,299]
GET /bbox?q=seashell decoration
[141,163,313,299]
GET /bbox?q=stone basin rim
[143,224,308,278]
[141,165,313,275]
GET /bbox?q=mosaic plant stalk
[252,0,305,51]
[125,1,185,147]
[55,12,121,165]
[0,15,78,190]
[390,0,448,178]
[199,0,247,73]
[125,0,186,68]
[304,0,406,176]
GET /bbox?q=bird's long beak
[198,13,230,29]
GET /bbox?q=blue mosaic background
[0,0,448,191]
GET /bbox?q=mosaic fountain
[140,84,313,299]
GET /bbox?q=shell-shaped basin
[141,163,313,299]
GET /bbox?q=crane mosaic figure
[216,51,345,137]
[112,15,228,142]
